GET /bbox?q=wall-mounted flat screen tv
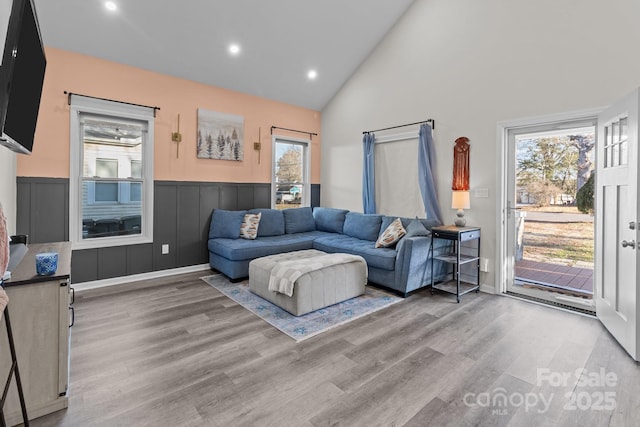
[0,0,46,155]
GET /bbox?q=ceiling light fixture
[307,70,318,80]
[228,44,241,56]
[105,1,117,12]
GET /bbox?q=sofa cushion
[208,231,331,261]
[209,209,247,239]
[240,213,261,240]
[313,234,396,271]
[376,217,406,248]
[405,218,431,237]
[313,207,348,233]
[343,212,383,242]
[248,208,285,236]
[283,207,316,234]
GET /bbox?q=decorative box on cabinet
[0,242,72,426]
[430,225,480,303]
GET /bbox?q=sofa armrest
[394,236,432,294]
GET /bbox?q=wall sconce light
[172,114,182,158]
[254,127,262,164]
[451,190,470,227]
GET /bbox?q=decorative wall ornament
[452,136,470,190]
[197,108,244,161]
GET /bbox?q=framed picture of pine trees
[197,108,244,160]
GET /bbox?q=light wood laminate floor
[27,272,640,427]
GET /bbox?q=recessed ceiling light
[307,70,318,80]
[105,1,117,12]
[228,44,241,56]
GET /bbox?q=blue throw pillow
[421,218,441,231]
[313,207,348,233]
[248,208,285,236]
[282,207,316,234]
[405,219,431,237]
[343,212,383,241]
[208,209,247,239]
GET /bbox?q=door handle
[621,240,636,249]
[506,201,521,218]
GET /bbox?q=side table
[430,225,481,302]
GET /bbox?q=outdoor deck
[515,259,593,296]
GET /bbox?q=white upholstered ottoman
[248,249,367,316]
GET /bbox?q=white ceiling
[33,0,415,111]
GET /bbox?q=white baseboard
[73,263,211,292]
[480,283,496,294]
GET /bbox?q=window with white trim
[272,136,310,209]
[70,95,154,249]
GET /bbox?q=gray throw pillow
[405,219,431,237]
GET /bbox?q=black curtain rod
[363,119,435,134]
[271,126,318,139]
[64,91,161,117]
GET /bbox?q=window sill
[71,234,153,251]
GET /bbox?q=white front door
[596,89,639,361]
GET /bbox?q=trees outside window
[273,139,309,209]
[517,133,594,206]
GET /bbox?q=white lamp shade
[451,191,470,209]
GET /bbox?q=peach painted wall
[17,48,322,183]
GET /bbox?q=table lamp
[452,190,470,227]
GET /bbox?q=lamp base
[454,209,466,227]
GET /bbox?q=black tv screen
[0,0,46,154]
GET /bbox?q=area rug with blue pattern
[201,274,402,342]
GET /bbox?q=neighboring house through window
[272,136,310,209]
[69,95,154,248]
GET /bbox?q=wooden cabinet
[0,242,72,426]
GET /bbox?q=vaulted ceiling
[33,0,415,110]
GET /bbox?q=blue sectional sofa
[207,206,449,296]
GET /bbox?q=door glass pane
[604,126,611,168]
[620,117,628,141]
[511,126,595,312]
[620,141,628,165]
